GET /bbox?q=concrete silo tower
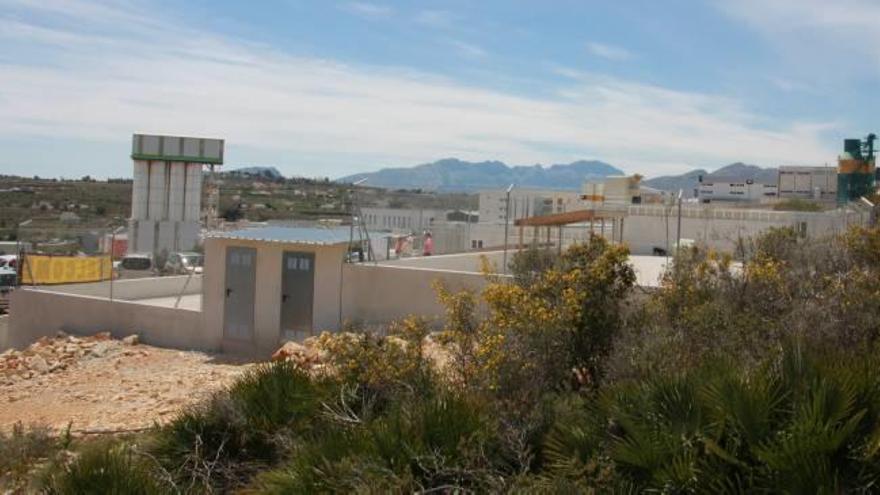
[129,134,224,255]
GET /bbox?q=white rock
[89,341,113,358]
[29,355,50,373]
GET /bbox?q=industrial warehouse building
[697,176,778,202]
[777,166,837,200]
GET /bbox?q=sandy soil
[0,334,252,435]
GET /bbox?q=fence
[19,254,112,285]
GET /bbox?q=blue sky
[0,0,877,179]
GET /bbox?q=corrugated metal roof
[205,227,355,246]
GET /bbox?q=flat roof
[206,227,359,246]
[514,208,626,227]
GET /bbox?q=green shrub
[249,393,501,493]
[509,245,558,286]
[545,343,880,492]
[149,361,327,492]
[0,423,62,491]
[42,442,165,495]
[228,360,326,433]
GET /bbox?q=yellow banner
[20,255,113,285]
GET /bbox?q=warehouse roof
[206,227,358,246]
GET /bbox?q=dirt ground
[0,333,253,435]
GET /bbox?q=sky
[0,0,877,180]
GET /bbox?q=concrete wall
[381,251,506,273]
[622,205,868,255]
[0,315,7,352]
[203,238,346,356]
[3,289,211,352]
[46,275,202,301]
[381,250,668,288]
[341,264,492,326]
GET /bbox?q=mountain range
[228,159,780,195]
[337,158,624,192]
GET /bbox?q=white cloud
[448,40,487,59]
[716,0,880,77]
[340,2,393,19]
[415,10,455,28]
[586,42,633,61]
[769,77,812,93]
[0,0,837,177]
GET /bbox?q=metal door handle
[282,294,289,302]
[226,288,232,297]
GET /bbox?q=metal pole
[174,267,195,309]
[502,184,514,274]
[466,209,471,251]
[348,202,355,263]
[676,189,683,254]
[109,228,116,300]
[665,201,670,264]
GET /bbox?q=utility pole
[347,179,367,263]
[502,184,515,274]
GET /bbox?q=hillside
[338,158,624,192]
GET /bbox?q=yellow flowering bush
[436,236,636,402]
[315,316,434,397]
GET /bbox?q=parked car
[114,253,159,279]
[164,252,204,275]
[0,267,17,313]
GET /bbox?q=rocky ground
[0,332,251,435]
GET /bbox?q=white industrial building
[582,176,642,206]
[361,207,449,233]
[477,189,580,224]
[697,176,778,202]
[777,166,837,200]
[129,134,223,255]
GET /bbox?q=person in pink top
[422,232,434,256]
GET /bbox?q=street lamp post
[502,183,515,275]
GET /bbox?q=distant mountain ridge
[337,158,624,192]
[643,162,778,197]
